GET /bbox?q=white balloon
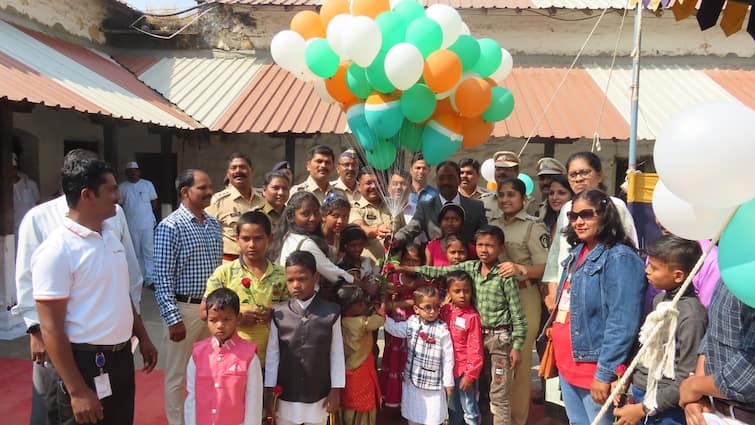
[460,22,470,36]
[652,180,733,240]
[327,14,352,59]
[654,101,755,207]
[342,16,382,67]
[312,78,336,104]
[384,43,423,90]
[481,158,496,182]
[426,4,462,48]
[489,48,514,82]
[271,30,306,74]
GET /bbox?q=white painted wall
[0,0,109,44]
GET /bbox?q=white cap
[125,161,139,169]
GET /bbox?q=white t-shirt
[118,179,157,230]
[32,218,134,344]
[277,233,354,284]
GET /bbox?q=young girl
[444,235,470,266]
[426,204,476,266]
[337,285,385,425]
[384,286,455,425]
[321,193,351,260]
[440,271,483,425]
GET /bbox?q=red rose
[427,337,436,344]
[419,331,427,340]
[273,385,283,396]
[241,277,251,288]
[615,364,627,377]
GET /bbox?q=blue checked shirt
[154,204,222,326]
[698,282,755,406]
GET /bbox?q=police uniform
[251,200,283,233]
[349,199,405,262]
[205,184,264,259]
[459,185,490,200]
[331,177,362,204]
[491,210,549,425]
[480,191,501,222]
[289,175,345,204]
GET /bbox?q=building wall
[0,0,109,44]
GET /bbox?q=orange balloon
[433,111,463,134]
[423,50,463,94]
[326,64,357,105]
[291,10,326,40]
[485,77,498,87]
[454,77,493,118]
[320,0,349,28]
[434,98,455,117]
[351,0,390,19]
[461,116,494,148]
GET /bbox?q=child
[440,271,484,425]
[426,204,476,266]
[264,250,345,425]
[445,235,471,266]
[185,288,262,425]
[201,211,288,364]
[338,224,380,285]
[614,235,708,425]
[407,225,527,425]
[384,286,455,425]
[337,285,385,425]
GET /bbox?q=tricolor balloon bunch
[271,0,515,168]
[650,101,755,308]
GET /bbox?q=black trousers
[40,346,134,425]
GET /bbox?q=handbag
[538,327,558,379]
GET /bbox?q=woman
[492,177,550,425]
[260,170,291,232]
[548,189,645,425]
[321,193,351,261]
[542,152,638,311]
[541,174,574,243]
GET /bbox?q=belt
[711,398,755,424]
[71,341,130,352]
[176,294,203,304]
[482,325,512,335]
[223,253,239,262]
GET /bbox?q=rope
[589,206,739,425]
[517,6,611,159]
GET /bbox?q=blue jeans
[559,377,613,425]
[631,385,686,425]
[449,377,480,425]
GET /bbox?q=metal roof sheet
[209,0,626,9]
[704,68,755,108]
[0,21,198,129]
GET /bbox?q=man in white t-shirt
[12,152,40,235]
[119,161,158,286]
[32,157,158,425]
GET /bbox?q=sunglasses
[567,209,598,222]
[416,304,442,313]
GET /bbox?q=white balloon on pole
[271,30,306,74]
[327,14,352,59]
[652,180,733,240]
[488,48,514,82]
[312,78,336,104]
[481,158,496,182]
[426,4,462,48]
[654,101,755,207]
[342,16,382,67]
[384,43,424,90]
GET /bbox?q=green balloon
[397,120,424,152]
[366,51,395,94]
[472,38,503,78]
[376,11,408,53]
[482,86,515,122]
[365,138,397,170]
[393,0,425,23]
[449,35,481,72]
[305,38,339,78]
[405,17,442,58]
[400,84,436,123]
[346,64,372,99]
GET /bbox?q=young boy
[201,211,288,364]
[403,225,526,425]
[264,250,345,425]
[338,225,381,302]
[614,235,708,425]
[185,288,262,425]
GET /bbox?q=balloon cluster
[650,101,755,308]
[271,0,515,168]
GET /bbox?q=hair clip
[323,192,338,206]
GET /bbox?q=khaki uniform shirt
[480,192,502,222]
[289,175,345,204]
[491,209,550,283]
[349,199,405,262]
[331,177,363,205]
[526,198,545,217]
[458,186,490,200]
[205,184,265,255]
[252,200,283,233]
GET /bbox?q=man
[290,145,344,204]
[331,148,362,204]
[254,170,291,231]
[394,161,487,246]
[458,158,489,200]
[350,167,405,261]
[388,170,413,224]
[32,157,157,425]
[12,152,40,235]
[407,153,439,218]
[154,169,223,425]
[206,153,264,262]
[529,157,566,217]
[679,282,754,425]
[482,151,520,222]
[13,149,144,425]
[118,161,158,286]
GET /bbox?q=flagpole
[628,1,642,171]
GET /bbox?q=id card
[555,289,570,324]
[94,373,112,399]
[454,316,466,329]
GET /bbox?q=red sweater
[440,304,484,381]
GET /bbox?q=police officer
[481,150,520,222]
[289,145,345,204]
[528,157,567,217]
[349,167,404,262]
[206,152,264,262]
[253,170,290,232]
[331,148,362,204]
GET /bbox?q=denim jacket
[553,242,646,383]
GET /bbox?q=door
[135,153,177,219]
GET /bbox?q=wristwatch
[26,324,40,334]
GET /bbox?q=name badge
[94,373,112,399]
[230,211,241,217]
[366,213,377,220]
[454,316,466,329]
[555,289,571,324]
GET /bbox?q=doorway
[135,153,177,220]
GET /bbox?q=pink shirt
[440,304,484,381]
[426,239,477,266]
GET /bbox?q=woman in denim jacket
[547,189,645,425]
